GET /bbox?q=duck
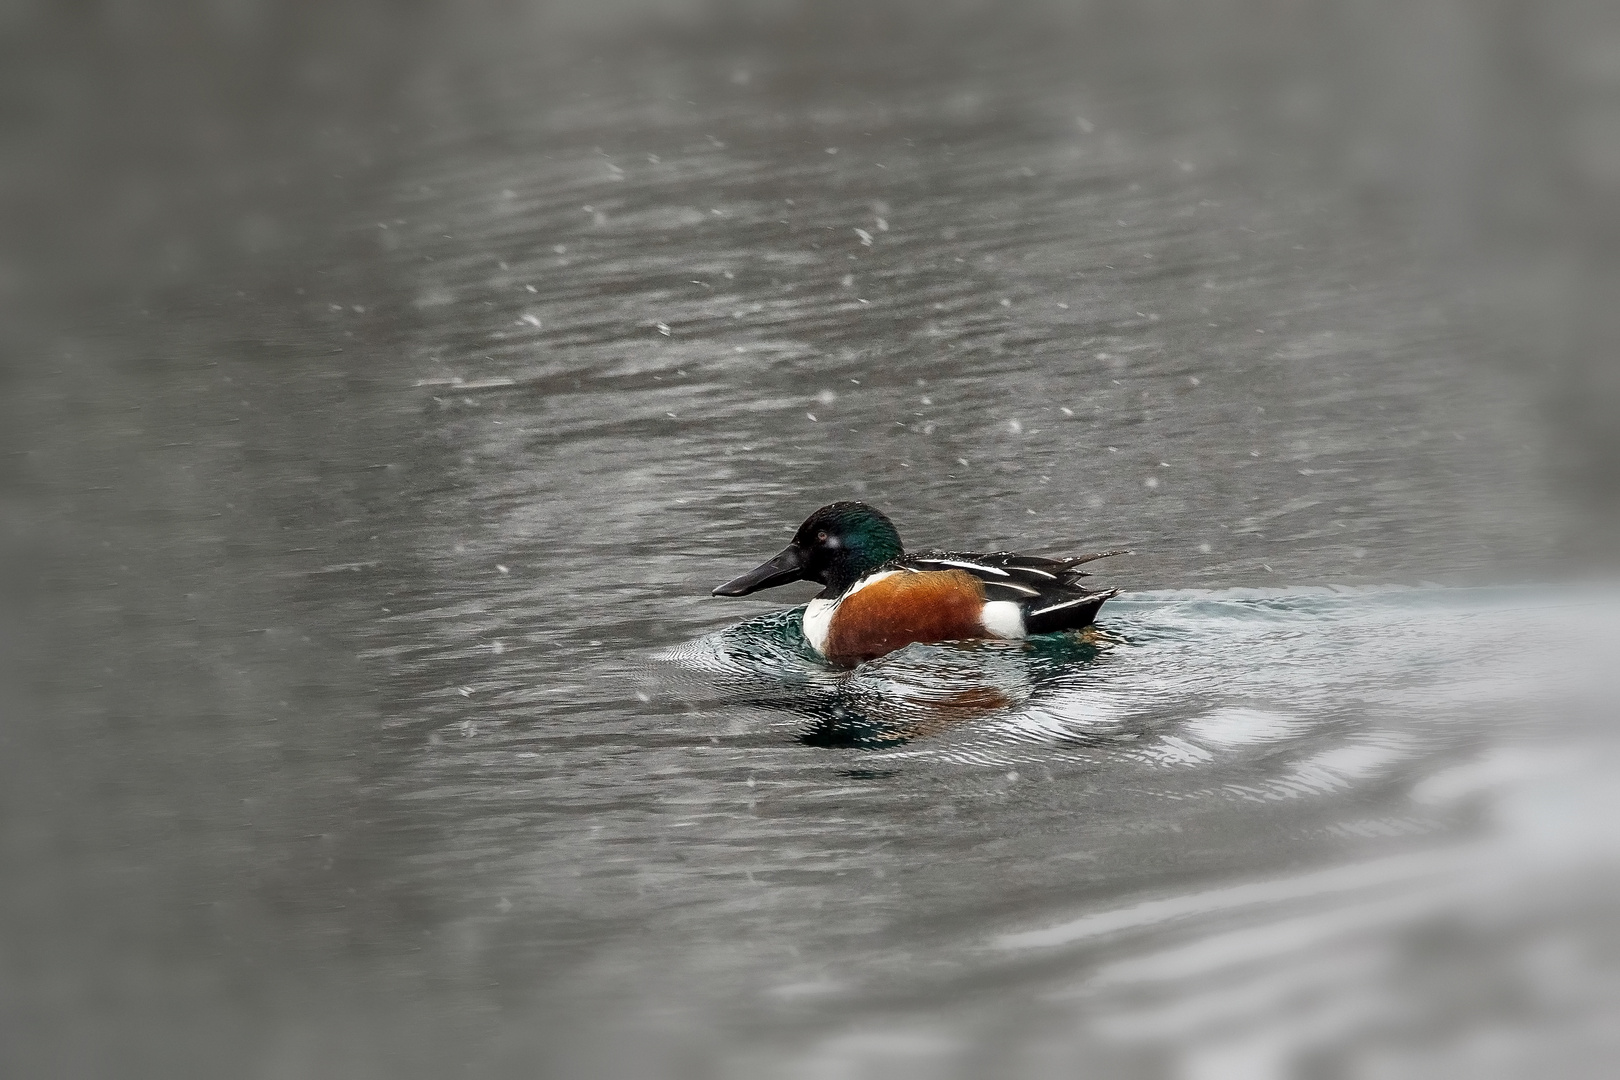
[712,501,1124,667]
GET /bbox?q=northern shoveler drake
[712,501,1124,667]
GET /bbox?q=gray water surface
[5,18,1617,1080]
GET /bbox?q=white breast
[802,598,836,655]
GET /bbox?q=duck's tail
[1023,587,1119,635]
[1054,548,1130,580]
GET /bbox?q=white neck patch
[801,598,836,655]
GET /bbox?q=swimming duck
[712,501,1123,666]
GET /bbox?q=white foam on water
[1182,707,1306,747]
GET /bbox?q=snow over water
[8,11,1614,1080]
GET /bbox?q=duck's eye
[816,530,828,542]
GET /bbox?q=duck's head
[712,501,904,600]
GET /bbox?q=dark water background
[4,3,1619,1077]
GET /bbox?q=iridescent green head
[712,502,904,600]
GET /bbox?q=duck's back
[900,549,1123,635]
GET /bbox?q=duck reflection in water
[659,606,1112,748]
[796,629,1109,747]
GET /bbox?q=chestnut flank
[823,569,989,666]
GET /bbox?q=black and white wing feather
[899,548,1126,633]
